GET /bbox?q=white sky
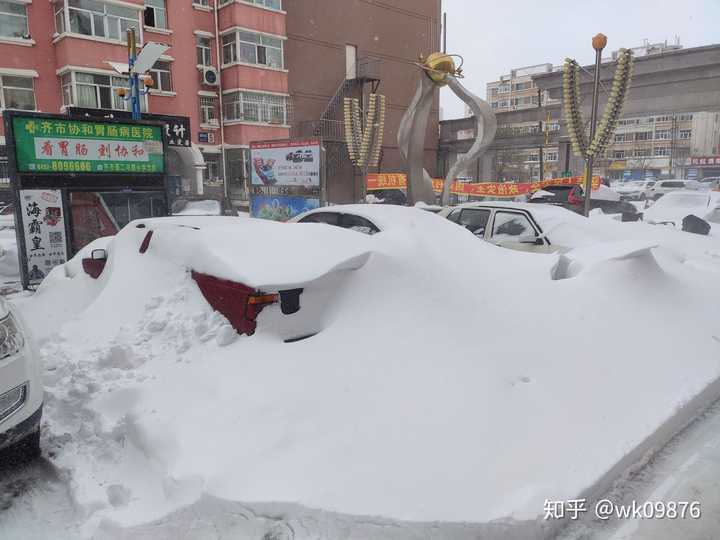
[439,0,720,119]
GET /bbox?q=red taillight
[245,293,278,321]
[191,271,278,336]
[568,190,583,205]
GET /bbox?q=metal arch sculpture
[398,53,497,205]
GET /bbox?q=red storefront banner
[366,173,601,197]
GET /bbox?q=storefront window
[226,148,249,200]
[70,191,166,252]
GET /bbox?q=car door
[489,210,549,253]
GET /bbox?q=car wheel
[20,429,41,459]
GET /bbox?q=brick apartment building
[0,0,440,207]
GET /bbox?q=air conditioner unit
[202,66,219,86]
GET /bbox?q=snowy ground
[2,399,719,539]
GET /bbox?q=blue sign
[250,195,319,221]
[198,132,210,143]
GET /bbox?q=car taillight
[568,190,583,205]
[245,293,278,321]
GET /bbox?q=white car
[439,201,618,253]
[643,190,720,227]
[647,179,687,200]
[290,203,441,234]
[0,298,42,457]
[615,180,656,201]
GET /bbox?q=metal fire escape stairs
[310,58,381,200]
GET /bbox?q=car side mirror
[518,234,543,245]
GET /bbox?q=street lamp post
[583,33,607,217]
[127,28,141,121]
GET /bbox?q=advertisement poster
[250,195,320,221]
[250,139,320,187]
[19,189,68,286]
[12,116,164,174]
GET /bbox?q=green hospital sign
[12,116,165,174]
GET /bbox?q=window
[61,71,146,112]
[655,115,673,123]
[203,154,222,182]
[0,76,35,110]
[526,153,539,162]
[498,84,510,94]
[223,91,290,124]
[0,1,28,39]
[199,95,218,125]
[490,88,498,97]
[679,129,692,140]
[614,133,626,142]
[149,60,172,92]
[634,148,651,157]
[197,36,212,66]
[679,114,693,121]
[341,214,379,235]
[194,0,210,5]
[458,209,490,236]
[634,131,652,141]
[655,129,671,140]
[491,102,498,110]
[58,0,140,41]
[298,212,340,226]
[512,81,532,91]
[654,146,670,157]
[544,150,558,162]
[491,212,535,241]
[144,0,167,29]
[612,150,625,159]
[222,29,284,68]
[249,0,281,9]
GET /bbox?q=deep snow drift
[13,208,720,537]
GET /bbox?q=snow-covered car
[439,201,622,253]
[643,190,720,227]
[647,179,687,200]
[615,180,656,201]
[0,298,42,457]
[528,184,642,221]
[290,203,441,234]
[55,216,374,343]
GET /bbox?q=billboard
[11,116,164,174]
[250,139,320,187]
[18,189,68,286]
[250,195,320,221]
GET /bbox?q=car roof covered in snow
[129,215,375,289]
[292,203,445,230]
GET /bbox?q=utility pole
[442,12,447,53]
[584,33,607,217]
[127,28,141,120]
[537,87,544,180]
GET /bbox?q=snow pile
[172,199,222,216]
[0,228,20,285]
[16,208,720,538]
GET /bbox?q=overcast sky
[439,0,720,119]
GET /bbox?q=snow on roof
[294,203,446,230]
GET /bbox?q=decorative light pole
[563,34,634,216]
[343,93,386,201]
